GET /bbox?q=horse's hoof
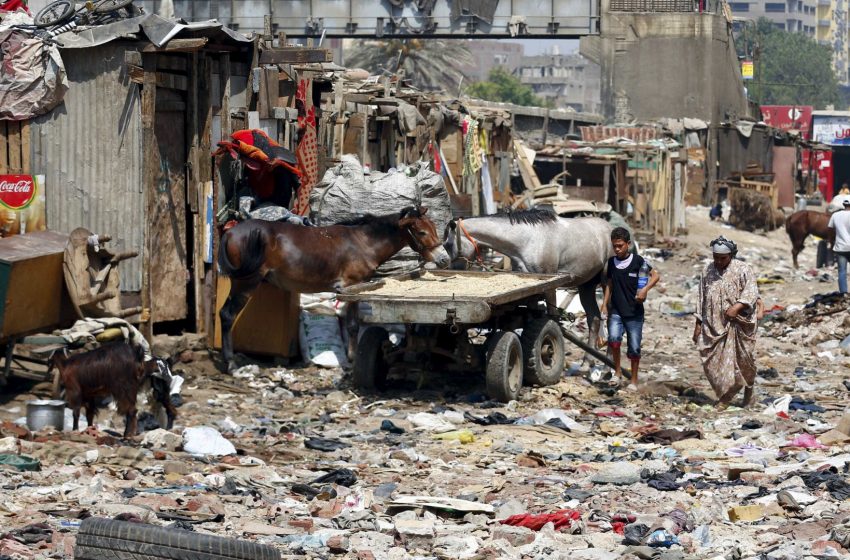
[227,361,239,375]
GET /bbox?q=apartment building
[515,50,603,114]
[728,0,817,34]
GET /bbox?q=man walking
[601,227,660,387]
[828,199,850,294]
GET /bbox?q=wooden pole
[140,53,158,342]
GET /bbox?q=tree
[735,17,840,108]
[345,39,473,93]
[465,67,546,107]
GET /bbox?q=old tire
[353,326,389,390]
[485,331,523,403]
[74,517,280,560]
[34,0,75,27]
[520,318,566,386]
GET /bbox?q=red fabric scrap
[612,521,625,535]
[594,410,625,418]
[499,509,580,531]
[0,0,29,13]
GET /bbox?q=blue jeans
[608,314,644,359]
[838,252,850,294]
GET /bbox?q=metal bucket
[26,400,65,432]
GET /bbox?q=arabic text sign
[813,115,850,145]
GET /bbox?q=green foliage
[465,67,547,107]
[735,17,840,108]
[346,39,473,92]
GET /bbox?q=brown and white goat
[48,343,175,438]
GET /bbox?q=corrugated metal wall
[31,45,144,291]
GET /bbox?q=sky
[518,39,581,55]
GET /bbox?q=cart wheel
[353,327,389,391]
[485,331,523,403]
[521,318,566,386]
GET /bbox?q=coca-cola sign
[0,175,36,210]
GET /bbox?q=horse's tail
[218,224,266,279]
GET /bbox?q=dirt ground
[1,206,850,560]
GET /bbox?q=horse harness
[456,219,484,265]
[404,225,442,255]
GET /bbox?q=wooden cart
[337,270,574,402]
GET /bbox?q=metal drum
[26,400,65,431]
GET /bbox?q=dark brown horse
[786,210,832,268]
[218,206,449,371]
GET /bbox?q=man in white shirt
[828,199,850,293]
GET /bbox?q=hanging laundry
[292,79,319,216]
[462,117,482,177]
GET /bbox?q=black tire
[34,0,76,28]
[485,331,523,402]
[353,326,389,390]
[74,518,280,560]
[520,318,566,386]
[93,0,134,14]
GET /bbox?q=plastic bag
[299,311,349,368]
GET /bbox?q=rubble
[0,207,849,558]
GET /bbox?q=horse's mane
[333,208,423,235]
[486,207,558,226]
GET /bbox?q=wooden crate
[739,179,779,209]
[0,120,31,174]
[213,279,300,358]
[0,231,76,341]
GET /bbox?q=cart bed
[337,270,572,325]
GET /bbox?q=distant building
[459,40,525,83]
[728,0,850,85]
[728,0,817,35]
[516,50,602,114]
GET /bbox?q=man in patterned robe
[693,237,760,410]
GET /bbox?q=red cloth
[213,128,301,201]
[499,509,580,531]
[0,0,29,13]
[292,79,318,216]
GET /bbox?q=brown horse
[786,210,832,268]
[218,206,449,371]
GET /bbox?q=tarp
[0,15,68,120]
[309,155,452,276]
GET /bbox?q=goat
[48,343,176,437]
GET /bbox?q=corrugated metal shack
[531,125,689,238]
[1,14,332,344]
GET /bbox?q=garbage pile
[0,208,849,559]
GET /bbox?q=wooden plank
[20,120,30,174]
[140,53,158,341]
[256,65,270,119]
[187,52,199,214]
[259,47,332,65]
[361,300,492,325]
[188,51,201,333]
[7,121,21,174]
[150,103,189,322]
[142,38,208,53]
[128,66,188,91]
[0,121,8,174]
[220,53,231,140]
[513,139,542,192]
[263,65,278,117]
[213,278,300,356]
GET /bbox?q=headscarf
[710,236,737,256]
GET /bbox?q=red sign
[761,105,813,139]
[0,175,36,210]
[815,150,833,202]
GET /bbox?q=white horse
[443,208,613,340]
